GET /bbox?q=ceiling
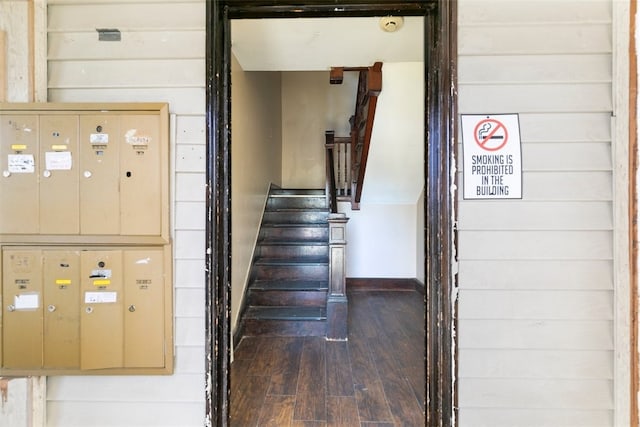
[230,16,424,71]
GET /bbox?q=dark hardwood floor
[231,289,425,426]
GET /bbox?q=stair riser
[253,264,328,281]
[247,290,327,307]
[242,319,326,337]
[271,189,325,196]
[267,197,327,210]
[263,211,328,224]
[257,245,328,259]
[260,227,328,241]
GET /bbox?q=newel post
[326,212,349,340]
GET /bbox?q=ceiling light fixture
[379,16,404,33]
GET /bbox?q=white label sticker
[45,151,73,171]
[14,293,39,310]
[8,154,35,173]
[84,291,117,304]
[125,129,151,145]
[90,133,109,144]
[89,269,112,279]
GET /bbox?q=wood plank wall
[457,1,615,425]
[43,0,623,425]
[0,1,31,101]
[0,30,5,102]
[46,1,206,425]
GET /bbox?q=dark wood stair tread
[238,186,333,339]
[262,223,327,228]
[270,189,325,196]
[246,306,327,321]
[250,280,329,291]
[266,207,328,212]
[254,256,329,266]
[258,240,328,246]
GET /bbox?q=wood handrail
[326,62,382,210]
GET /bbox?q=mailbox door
[43,250,80,369]
[79,115,121,235]
[119,115,161,235]
[39,115,80,234]
[123,248,165,368]
[0,115,39,234]
[2,249,43,368]
[80,250,123,370]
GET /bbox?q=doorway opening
[205,1,457,425]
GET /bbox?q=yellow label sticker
[11,144,27,151]
[55,279,71,285]
[51,144,68,151]
[93,279,111,286]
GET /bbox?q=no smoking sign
[461,114,522,199]
[474,118,508,151]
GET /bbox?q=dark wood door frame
[204,1,458,425]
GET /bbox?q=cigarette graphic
[478,123,503,139]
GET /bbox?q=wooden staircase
[326,62,382,212]
[239,187,331,337]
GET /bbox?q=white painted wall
[336,62,425,280]
[457,1,617,425]
[230,54,282,334]
[281,63,423,203]
[282,63,424,279]
[281,70,356,189]
[339,202,418,278]
[416,187,425,284]
[363,62,424,204]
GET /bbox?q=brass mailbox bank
[0,103,172,375]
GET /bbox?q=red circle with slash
[474,118,509,151]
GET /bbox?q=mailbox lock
[2,170,10,178]
[96,125,103,132]
[48,304,56,312]
[128,305,136,312]
[85,306,93,314]
[84,170,92,178]
[7,305,15,312]
[43,170,51,178]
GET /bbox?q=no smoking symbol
[474,118,508,151]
